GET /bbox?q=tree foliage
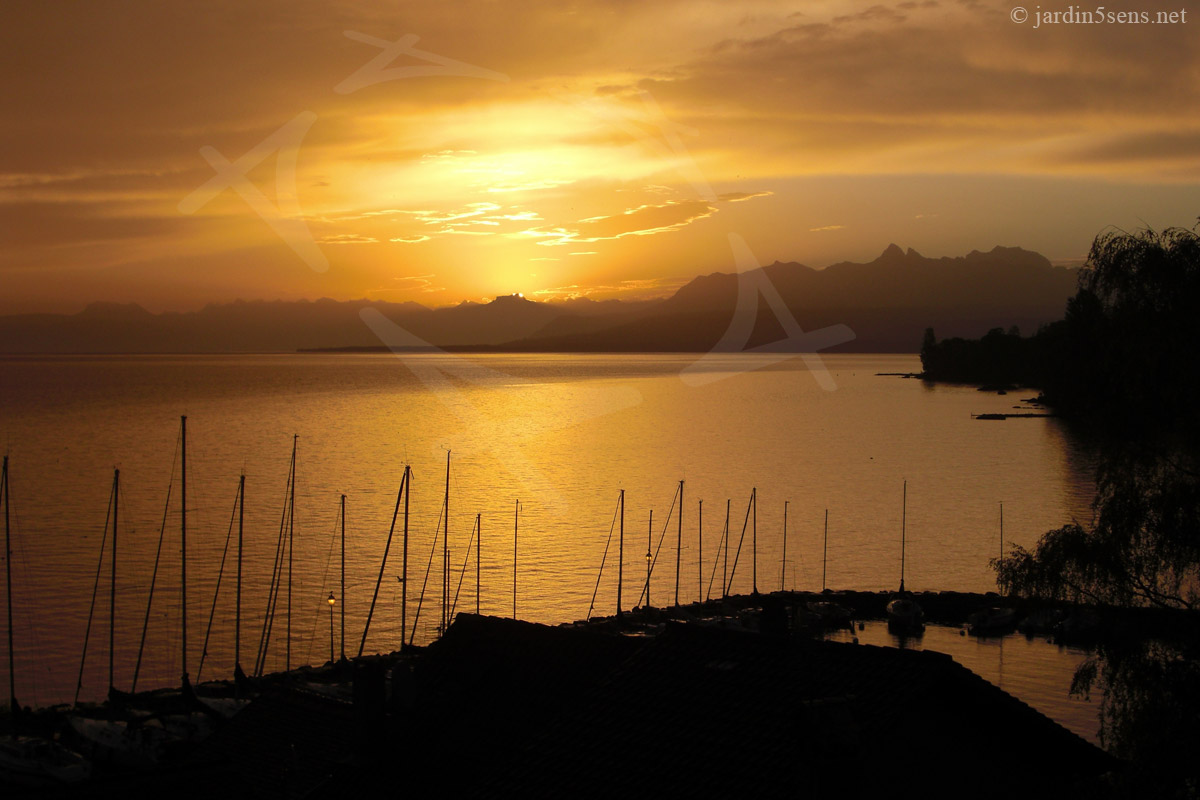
[995,226,1200,609]
[980,226,1200,793]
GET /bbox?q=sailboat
[66,451,176,767]
[68,418,221,768]
[967,502,1016,635]
[886,480,924,633]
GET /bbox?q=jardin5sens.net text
[1010,5,1188,27]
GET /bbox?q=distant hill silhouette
[503,244,1076,352]
[0,245,1077,353]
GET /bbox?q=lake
[0,352,1099,729]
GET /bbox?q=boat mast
[443,450,450,635]
[236,474,244,677]
[781,500,788,592]
[616,490,624,618]
[340,493,346,661]
[722,499,729,599]
[512,499,518,619]
[401,465,410,651]
[674,480,683,607]
[999,501,1004,594]
[181,415,189,689]
[900,479,907,593]
[697,499,702,602]
[822,509,828,592]
[287,434,296,673]
[475,512,481,615]
[109,468,118,694]
[4,456,18,716]
[751,487,758,596]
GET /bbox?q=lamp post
[327,592,335,664]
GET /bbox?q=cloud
[521,188,772,247]
[524,200,716,246]
[809,224,845,232]
[3,0,1197,312]
[530,275,686,301]
[719,191,773,203]
[392,274,444,293]
[320,233,378,244]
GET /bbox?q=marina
[0,352,1099,708]
[0,596,1109,794]
[0,351,1114,788]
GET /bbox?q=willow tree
[994,225,1200,792]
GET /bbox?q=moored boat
[66,716,170,769]
[802,601,853,630]
[0,734,91,788]
[967,606,1017,636]
[886,481,924,633]
[886,595,925,633]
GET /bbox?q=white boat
[0,734,90,787]
[967,606,1017,635]
[198,696,250,719]
[803,601,853,629]
[886,595,925,632]
[886,482,924,633]
[67,716,170,769]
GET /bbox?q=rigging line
[586,495,622,621]
[255,467,289,676]
[449,515,477,621]
[301,494,341,667]
[357,472,405,662]
[726,492,754,596]
[132,480,172,693]
[310,495,341,661]
[74,477,115,707]
[636,482,680,607]
[132,429,180,693]
[261,470,293,676]
[256,453,293,676]
[408,499,444,648]
[705,505,730,601]
[318,495,340,598]
[197,480,240,683]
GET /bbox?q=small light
[327,591,336,607]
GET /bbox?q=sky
[2,0,1199,313]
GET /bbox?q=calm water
[0,353,1099,718]
[826,623,1098,745]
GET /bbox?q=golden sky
[3,0,1199,313]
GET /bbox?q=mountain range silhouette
[0,245,1077,353]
